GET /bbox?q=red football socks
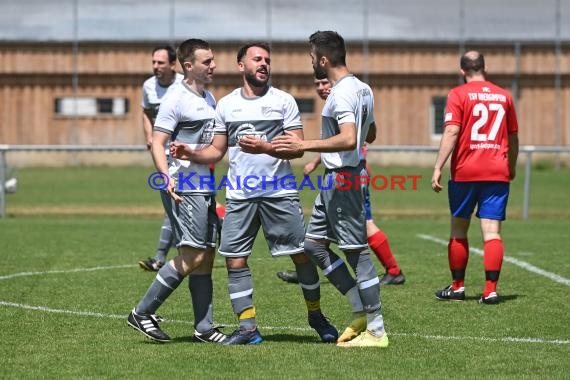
[368,230,400,275]
[483,239,504,296]
[448,238,469,290]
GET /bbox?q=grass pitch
[1,164,569,379]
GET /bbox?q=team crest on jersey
[261,106,273,117]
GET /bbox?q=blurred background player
[277,77,405,286]
[138,45,183,272]
[431,50,519,305]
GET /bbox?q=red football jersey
[444,80,518,182]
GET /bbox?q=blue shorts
[360,159,373,221]
[363,184,373,221]
[448,180,510,221]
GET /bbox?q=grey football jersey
[320,75,375,169]
[214,86,302,200]
[141,73,184,123]
[154,82,216,194]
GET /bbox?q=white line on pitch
[417,234,570,287]
[1,300,568,346]
[388,332,570,345]
[0,300,128,319]
[0,257,274,282]
[0,265,135,281]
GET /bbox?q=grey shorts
[161,191,218,250]
[306,163,368,250]
[219,196,305,257]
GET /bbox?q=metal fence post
[0,147,6,218]
[522,150,533,220]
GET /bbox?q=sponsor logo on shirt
[467,92,507,102]
[235,123,267,141]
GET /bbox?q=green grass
[1,165,569,379]
[6,163,570,219]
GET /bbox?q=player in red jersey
[431,50,519,305]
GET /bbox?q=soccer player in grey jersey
[138,46,184,272]
[127,39,227,344]
[171,42,338,345]
[273,31,389,348]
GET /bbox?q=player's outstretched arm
[273,122,356,154]
[170,135,228,164]
[242,129,304,160]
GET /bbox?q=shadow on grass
[261,333,320,344]
[464,294,521,303]
[171,336,201,344]
[168,333,321,344]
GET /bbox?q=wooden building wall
[0,41,568,150]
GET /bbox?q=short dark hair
[309,31,346,66]
[237,42,271,63]
[177,39,211,66]
[152,45,176,63]
[460,51,485,75]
